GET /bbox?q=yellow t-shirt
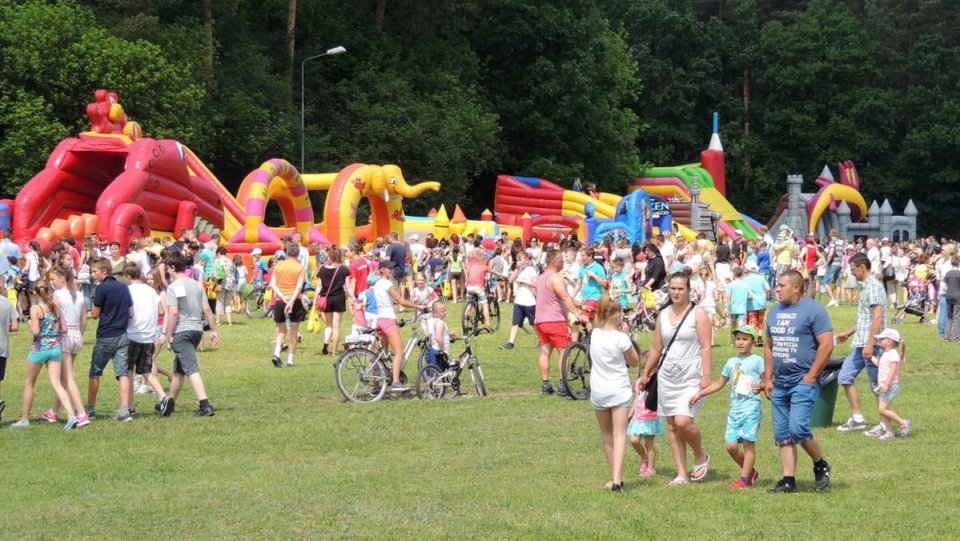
[775,238,795,266]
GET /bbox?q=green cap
[732,324,759,341]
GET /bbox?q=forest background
[2,0,958,238]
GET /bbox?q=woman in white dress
[640,272,713,486]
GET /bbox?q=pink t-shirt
[632,380,659,421]
[466,263,490,287]
[349,258,370,296]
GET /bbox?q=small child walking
[627,377,665,478]
[871,328,911,440]
[690,325,765,488]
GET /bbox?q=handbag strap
[657,303,695,371]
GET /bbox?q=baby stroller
[893,277,933,325]
[627,286,668,332]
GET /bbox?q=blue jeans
[837,346,879,388]
[771,381,820,446]
[939,295,948,337]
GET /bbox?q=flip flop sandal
[668,477,688,486]
[692,454,711,482]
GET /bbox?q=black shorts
[322,293,347,314]
[128,340,156,375]
[448,272,463,281]
[274,298,307,324]
[513,304,536,326]
[0,355,6,381]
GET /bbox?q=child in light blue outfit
[690,325,765,488]
[627,376,665,478]
[725,266,750,338]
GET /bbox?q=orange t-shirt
[273,260,305,296]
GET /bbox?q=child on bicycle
[688,325,764,489]
[574,247,607,326]
[409,273,437,316]
[628,374,665,478]
[426,300,452,369]
[464,249,506,330]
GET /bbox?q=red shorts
[536,321,572,350]
[581,299,599,321]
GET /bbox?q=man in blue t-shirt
[87,258,134,420]
[763,269,834,494]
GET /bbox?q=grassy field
[1,301,958,539]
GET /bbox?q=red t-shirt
[349,258,370,296]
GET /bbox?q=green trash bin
[810,358,845,428]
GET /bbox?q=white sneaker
[826,299,839,307]
[837,417,868,432]
[864,424,886,437]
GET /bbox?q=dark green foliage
[1,0,959,236]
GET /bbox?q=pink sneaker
[41,410,59,423]
[76,414,91,428]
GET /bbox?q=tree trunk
[202,0,214,93]
[286,0,297,86]
[375,0,387,36]
[742,67,751,190]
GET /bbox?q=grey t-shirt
[0,296,16,357]
[166,277,206,334]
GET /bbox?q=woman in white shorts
[46,267,91,427]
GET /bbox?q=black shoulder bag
[644,303,695,411]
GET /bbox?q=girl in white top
[373,260,427,392]
[46,266,91,427]
[697,266,718,346]
[871,329,911,440]
[588,294,641,492]
[409,273,437,316]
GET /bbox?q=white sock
[274,345,282,357]
[853,414,865,422]
[287,353,295,364]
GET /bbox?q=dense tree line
[1,0,957,237]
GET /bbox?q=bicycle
[461,283,501,335]
[335,312,432,403]
[415,328,488,400]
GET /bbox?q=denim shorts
[838,347,879,388]
[90,334,130,379]
[771,381,820,446]
[466,285,487,304]
[171,330,203,376]
[823,265,842,287]
[873,382,900,401]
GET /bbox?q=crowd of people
[0,223,953,495]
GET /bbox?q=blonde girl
[12,279,79,428]
[44,267,91,427]
[589,295,641,492]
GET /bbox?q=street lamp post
[300,45,346,173]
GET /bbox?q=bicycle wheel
[335,348,388,403]
[462,301,479,335]
[468,356,487,397]
[488,301,501,332]
[417,344,430,373]
[416,365,448,400]
[560,341,590,400]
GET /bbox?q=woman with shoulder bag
[639,272,713,486]
[315,245,348,356]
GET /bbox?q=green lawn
[1,302,957,539]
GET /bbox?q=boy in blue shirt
[690,325,765,488]
[725,266,750,339]
[574,247,607,326]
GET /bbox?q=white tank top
[55,288,85,328]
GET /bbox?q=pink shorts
[61,329,83,355]
[536,321,572,350]
[377,317,399,335]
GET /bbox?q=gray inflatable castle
[768,162,918,242]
